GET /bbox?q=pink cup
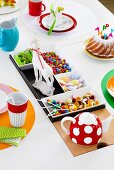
[7,92,28,127]
[29,0,46,16]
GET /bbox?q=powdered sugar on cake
[86,35,114,58]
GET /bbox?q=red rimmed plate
[39,13,77,33]
[0,83,13,114]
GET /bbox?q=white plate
[42,14,74,31]
[0,0,24,15]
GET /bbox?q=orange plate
[0,86,35,150]
[107,76,114,97]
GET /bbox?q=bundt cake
[86,36,114,59]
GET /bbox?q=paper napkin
[0,126,26,146]
[0,138,21,146]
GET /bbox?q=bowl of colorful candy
[42,52,72,75]
[39,44,72,75]
[55,71,87,92]
[41,87,105,119]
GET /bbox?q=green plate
[101,69,114,108]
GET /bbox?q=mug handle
[61,117,76,135]
[41,3,46,12]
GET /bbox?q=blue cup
[0,18,19,52]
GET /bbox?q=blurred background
[99,0,114,13]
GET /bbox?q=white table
[0,1,114,170]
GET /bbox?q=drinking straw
[48,3,56,35]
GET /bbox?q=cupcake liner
[9,111,26,127]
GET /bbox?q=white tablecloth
[0,1,114,170]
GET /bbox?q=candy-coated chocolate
[95,100,99,105]
[76,97,82,101]
[72,105,77,111]
[61,105,66,109]
[75,101,80,107]
[66,98,72,104]
[52,109,58,115]
[61,102,65,105]
[52,100,57,105]
[89,95,95,100]
[42,52,72,75]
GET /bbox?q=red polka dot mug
[61,112,114,146]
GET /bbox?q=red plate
[38,13,77,33]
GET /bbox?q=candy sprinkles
[42,52,72,74]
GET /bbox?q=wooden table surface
[99,0,114,13]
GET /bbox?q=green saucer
[101,69,114,108]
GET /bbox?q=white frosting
[93,35,114,44]
[87,35,114,57]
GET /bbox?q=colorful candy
[58,73,84,92]
[46,94,100,117]
[42,52,72,75]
